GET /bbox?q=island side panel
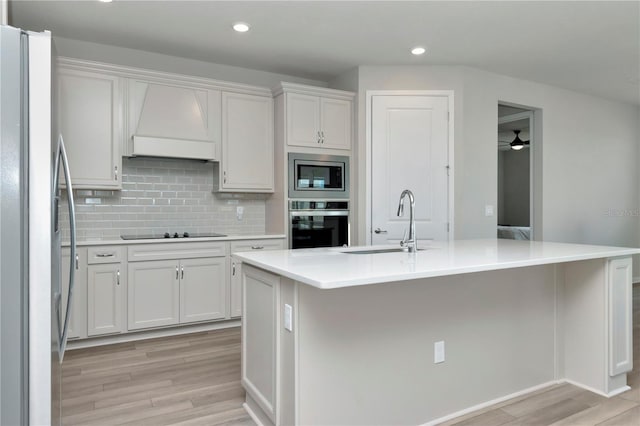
[296,265,557,425]
[563,257,632,396]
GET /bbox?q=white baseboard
[243,402,264,426]
[633,278,640,285]
[563,378,631,398]
[66,319,241,350]
[421,380,561,426]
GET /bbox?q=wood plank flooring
[63,285,640,425]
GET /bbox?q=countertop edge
[63,234,286,247]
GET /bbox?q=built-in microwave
[288,153,349,199]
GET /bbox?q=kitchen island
[233,239,639,426]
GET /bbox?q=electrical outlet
[434,341,445,364]
[284,304,293,332]
[236,206,244,221]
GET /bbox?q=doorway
[367,92,453,245]
[497,104,534,240]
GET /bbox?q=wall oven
[288,153,349,199]
[289,201,349,249]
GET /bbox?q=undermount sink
[343,247,426,254]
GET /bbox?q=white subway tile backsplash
[59,157,266,240]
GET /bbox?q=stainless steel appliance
[288,153,349,199]
[121,232,227,240]
[289,201,349,249]
[0,26,75,426]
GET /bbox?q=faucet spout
[397,189,417,252]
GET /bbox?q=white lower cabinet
[230,239,285,319]
[86,246,125,337]
[128,260,180,330]
[61,247,87,340]
[180,257,228,323]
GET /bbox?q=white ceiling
[9,1,640,105]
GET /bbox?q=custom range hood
[128,79,220,161]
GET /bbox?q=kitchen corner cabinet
[57,66,122,189]
[217,92,274,192]
[61,247,87,340]
[285,91,352,151]
[87,246,125,336]
[127,242,228,331]
[127,78,221,160]
[230,239,285,318]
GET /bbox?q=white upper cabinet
[218,92,274,192]
[280,83,354,151]
[57,66,122,189]
[127,79,221,161]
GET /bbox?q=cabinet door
[128,79,221,160]
[221,92,274,191]
[230,260,242,318]
[57,68,121,189]
[128,260,180,330]
[87,263,123,336]
[286,93,320,148]
[320,97,351,150]
[61,247,87,339]
[180,257,228,323]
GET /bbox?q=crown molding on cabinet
[272,81,355,100]
[57,57,273,97]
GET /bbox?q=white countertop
[233,239,640,289]
[64,234,286,247]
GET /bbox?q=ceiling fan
[498,130,530,150]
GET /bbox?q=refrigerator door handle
[56,135,76,361]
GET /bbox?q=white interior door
[371,95,450,244]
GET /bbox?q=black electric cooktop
[120,232,227,240]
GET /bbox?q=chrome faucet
[397,189,417,252]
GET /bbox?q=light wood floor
[63,286,640,426]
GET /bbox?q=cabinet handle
[96,253,115,258]
[176,266,179,280]
[117,269,120,286]
[321,130,325,143]
[223,171,227,184]
[251,245,264,250]
[181,266,184,279]
[75,253,79,270]
[114,165,118,181]
[374,228,388,234]
[317,130,321,144]
[232,262,236,276]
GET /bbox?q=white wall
[349,65,640,269]
[52,37,327,89]
[1,0,7,25]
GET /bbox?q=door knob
[374,228,388,234]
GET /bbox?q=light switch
[284,304,293,332]
[434,340,445,364]
[485,205,494,217]
[236,206,244,221]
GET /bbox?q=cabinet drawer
[230,239,284,253]
[87,246,123,264]
[128,242,228,262]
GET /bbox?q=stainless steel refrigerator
[0,25,77,426]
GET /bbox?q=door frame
[365,90,455,245]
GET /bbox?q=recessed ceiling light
[99,0,113,3]
[411,46,426,56]
[233,22,250,33]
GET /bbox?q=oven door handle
[290,210,349,217]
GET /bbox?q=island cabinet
[61,247,87,340]
[276,83,354,151]
[127,242,227,331]
[230,239,285,318]
[127,78,221,161]
[237,240,638,426]
[217,92,274,192]
[86,246,125,337]
[56,63,122,189]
